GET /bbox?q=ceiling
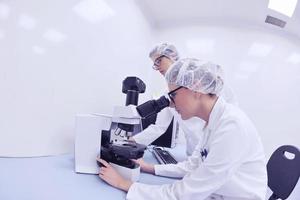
[136,0,300,39]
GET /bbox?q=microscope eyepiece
[136,95,170,118]
[122,77,146,106]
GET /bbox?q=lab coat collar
[205,97,226,131]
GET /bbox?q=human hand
[127,137,135,142]
[96,157,133,192]
[132,158,155,174]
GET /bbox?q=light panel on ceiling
[248,43,273,57]
[43,29,67,43]
[73,0,115,23]
[18,14,37,30]
[0,3,10,20]
[287,53,300,64]
[268,0,298,17]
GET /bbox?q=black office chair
[267,145,300,200]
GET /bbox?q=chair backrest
[267,145,300,200]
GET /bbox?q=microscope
[75,76,171,181]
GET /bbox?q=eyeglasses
[152,56,165,70]
[168,86,184,103]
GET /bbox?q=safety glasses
[168,86,184,103]
[152,55,165,70]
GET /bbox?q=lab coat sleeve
[154,145,202,178]
[126,119,247,200]
[133,108,174,146]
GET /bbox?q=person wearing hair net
[132,42,238,156]
[97,58,267,200]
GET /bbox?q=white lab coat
[133,84,238,156]
[127,97,267,200]
[133,106,204,155]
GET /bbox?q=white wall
[0,0,157,157]
[154,24,300,158]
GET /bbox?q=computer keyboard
[152,147,178,164]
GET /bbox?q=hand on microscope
[132,158,155,174]
[96,157,133,192]
[127,136,135,142]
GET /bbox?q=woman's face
[168,84,198,120]
[153,56,173,75]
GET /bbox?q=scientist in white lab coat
[132,43,238,156]
[97,58,267,200]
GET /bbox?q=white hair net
[149,43,179,62]
[165,58,224,95]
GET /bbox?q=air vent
[265,15,286,28]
